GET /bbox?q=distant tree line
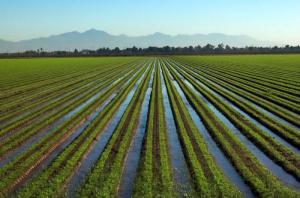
[1,44,300,57]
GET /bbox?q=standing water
[170,66,300,191]
[117,65,154,198]
[160,66,196,197]
[164,66,254,197]
[174,64,300,155]
[66,66,150,197]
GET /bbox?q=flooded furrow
[0,81,96,128]
[11,89,120,194]
[205,73,300,131]
[160,66,196,196]
[66,66,149,197]
[0,73,130,168]
[184,78,300,190]
[169,66,300,190]
[164,67,254,197]
[0,89,108,168]
[196,67,300,103]
[174,65,300,155]
[177,61,300,131]
[9,60,148,191]
[1,65,136,128]
[117,66,154,198]
[0,86,93,142]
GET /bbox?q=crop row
[133,63,173,197]
[165,59,300,180]
[1,63,123,114]
[0,64,136,133]
[174,56,299,90]
[0,57,141,99]
[160,60,242,197]
[0,56,298,197]
[13,62,151,197]
[161,59,299,197]
[190,62,300,113]
[187,64,300,104]
[0,60,149,196]
[172,58,300,128]
[0,60,142,124]
[167,58,300,147]
[0,64,142,159]
[77,63,153,197]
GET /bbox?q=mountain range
[0,29,272,53]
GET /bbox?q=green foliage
[0,55,299,197]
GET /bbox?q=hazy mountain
[0,29,272,52]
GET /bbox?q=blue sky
[1,0,299,45]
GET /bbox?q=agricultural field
[0,55,299,198]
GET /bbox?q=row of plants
[14,62,151,198]
[0,62,96,90]
[162,59,299,197]
[77,63,153,197]
[174,58,300,127]
[0,65,142,159]
[168,59,300,147]
[0,65,103,101]
[160,61,242,197]
[133,63,173,197]
[0,57,140,101]
[0,62,140,132]
[1,66,105,108]
[1,63,121,114]
[0,66,127,132]
[186,61,300,113]
[166,60,300,180]
[0,62,148,196]
[189,64,300,104]
[174,56,299,90]
[191,58,300,92]
[0,60,140,125]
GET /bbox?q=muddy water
[175,65,300,155]
[117,66,154,198]
[160,67,196,197]
[170,66,300,191]
[66,66,149,197]
[164,67,254,197]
